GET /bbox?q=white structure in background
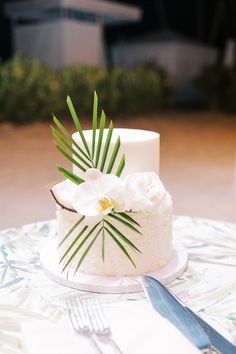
[4,0,141,68]
[224,39,236,67]
[112,31,218,102]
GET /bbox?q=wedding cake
[50,94,173,277]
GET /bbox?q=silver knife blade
[142,276,236,354]
[142,276,211,352]
[186,308,236,354]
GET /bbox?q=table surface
[1,216,236,353]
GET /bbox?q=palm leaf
[53,115,91,163]
[60,225,88,268]
[52,127,91,168]
[61,222,101,272]
[58,216,85,247]
[58,166,84,185]
[115,154,125,177]
[106,136,121,174]
[56,145,86,172]
[102,227,105,262]
[66,96,91,157]
[104,220,141,253]
[74,227,103,274]
[95,110,106,168]
[100,120,113,172]
[92,92,98,159]
[104,227,136,268]
[108,213,142,235]
[116,212,141,226]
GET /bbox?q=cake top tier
[78,128,159,142]
[72,128,160,177]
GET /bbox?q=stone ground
[0,111,236,230]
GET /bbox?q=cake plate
[41,239,187,294]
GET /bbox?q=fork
[66,295,103,354]
[82,297,123,354]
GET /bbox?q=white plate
[41,239,188,294]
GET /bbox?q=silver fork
[82,297,123,354]
[66,295,103,354]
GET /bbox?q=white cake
[73,128,160,178]
[52,128,173,276]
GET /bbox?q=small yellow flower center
[97,197,114,213]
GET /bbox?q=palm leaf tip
[66,96,91,158]
[106,136,121,174]
[95,110,106,168]
[100,120,113,172]
[116,154,125,177]
[58,166,84,185]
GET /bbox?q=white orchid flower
[72,169,126,218]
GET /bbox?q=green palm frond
[58,215,85,247]
[51,127,92,169]
[74,227,103,274]
[104,219,142,253]
[56,145,87,172]
[52,93,126,180]
[106,136,121,174]
[60,225,88,265]
[66,96,91,157]
[52,114,91,163]
[108,213,142,235]
[102,228,105,262]
[51,93,144,271]
[100,120,113,172]
[95,110,106,168]
[59,209,142,274]
[57,167,84,184]
[116,154,125,177]
[104,227,136,268]
[61,222,101,272]
[116,212,141,227]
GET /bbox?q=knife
[142,276,236,354]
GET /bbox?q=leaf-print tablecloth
[0,216,235,353]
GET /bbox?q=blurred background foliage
[193,64,236,113]
[0,56,171,124]
[1,56,236,124]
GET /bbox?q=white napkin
[21,300,201,354]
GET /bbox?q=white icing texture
[72,128,160,178]
[53,128,173,276]
[56,190,172,276]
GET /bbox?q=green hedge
[0,56,171,124]
[193,64,236,113]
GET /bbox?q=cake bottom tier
[56,204,172,276]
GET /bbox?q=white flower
[72,169,126,218]
[125,172,166,213]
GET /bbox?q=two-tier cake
[50,94,173,278]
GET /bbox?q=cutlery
[82,296,123,354]
[65,295,103,354]
[142,276,236,354]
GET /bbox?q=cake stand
[41,239,187,294]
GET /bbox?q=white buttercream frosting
[72,128,160,178]
[53,173,173,276]
[52,128,173,276]
[56,193,173,276]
